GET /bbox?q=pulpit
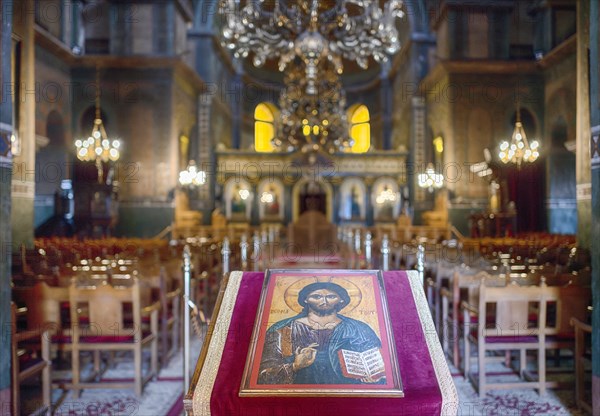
[184,270,458,415]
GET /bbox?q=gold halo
[283,276,362,314]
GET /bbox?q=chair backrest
[12,282,69,331]
[544,285,591,336]
[69,278,142,340]
[478,283,546,338]
[452,268,493,307]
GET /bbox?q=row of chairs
[428,262,591,406]
[460,277,590,397]
[11,265,182,413]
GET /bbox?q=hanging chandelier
[274,59,351,154]
[220,0,404,154]
[498,108,540,168]
[417,163,444,192]
[75,67,120,183]
[178,160,206,188]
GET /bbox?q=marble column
[197,93,214,224]
[576,0,592,248]
[0,0,13,403]
[11,0,35,248]
[588,0,600,413]
[380,62,393,150]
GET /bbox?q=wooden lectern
[184,270,457,416]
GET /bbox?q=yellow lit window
[348,104,370,153]
[255,103,277,152]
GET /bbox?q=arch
[550,117,568,149]
[347,104,370,153]
[255,102,278,153]
[257,179,284,221]
[339,178,367,221]
[80,105,109,133]
[35,111,70,229]
[371,177,401,222]
[292,179,333,222]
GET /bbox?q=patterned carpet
[449,358,589,416]
[20,338,591,415]
[21,337,202,416]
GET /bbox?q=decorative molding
[214,152,408,181]
[577,183,592,201]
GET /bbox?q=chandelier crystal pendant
[75,67,121,183]
[498,108,540,168]
[219,0,404,155]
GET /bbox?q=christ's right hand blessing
[292,343,318,371]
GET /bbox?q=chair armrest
[142,301,161,315]
[440,287,452,299]
[461,300,478,315]
[570,317,592,333]
[14,329,43,343]
[165,287,181,301]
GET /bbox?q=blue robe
[258,314,383,385]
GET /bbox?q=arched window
[255,103,277,153]
[347,104,370,153]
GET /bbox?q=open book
[338,347,385,380]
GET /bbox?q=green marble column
[577,0,592,248]
[11,0,35,249]
[0,0,13,405]
[588,0,600,413]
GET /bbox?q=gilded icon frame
[240,269,403,397]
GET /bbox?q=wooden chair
[11,282,71,357]
[540,285,591,386]
[11,303,51,416]
[157,266,181,367]
[68,278,159,397]
[570,317,592,413]
[463,282,548,397]
[439,267,491,369]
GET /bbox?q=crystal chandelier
[220,0,404,154]
[274,60,351,154]
[498,109,540,168]
[178,160,206,188]
[417,163,444,192]
[376,186,398,204]
[75,67,120,183]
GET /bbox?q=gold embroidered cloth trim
[192,271,244,416]
[407,270,459,415]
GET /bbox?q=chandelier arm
[95,65,101,120]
